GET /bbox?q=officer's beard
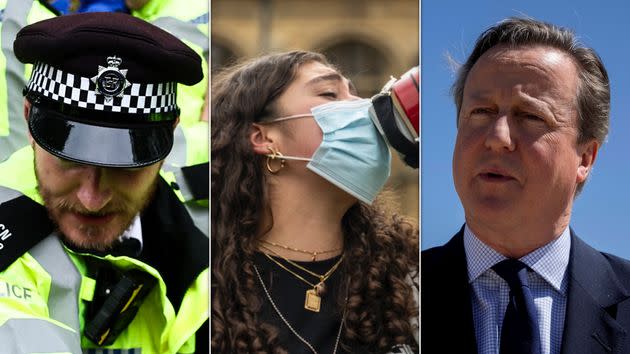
[34,161,160,252]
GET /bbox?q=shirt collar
[118,214,143,250]
[464,224,571,293]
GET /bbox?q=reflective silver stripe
[0,0,34,162]
[0,185,21,204]
[173,167,194,201]
[0,317,81,353]
[0,193,81,352]
[151,16,208,59]
[29,234,82,333]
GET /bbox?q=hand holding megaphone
[370,67,419,169]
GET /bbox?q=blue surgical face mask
[265,98,391,204]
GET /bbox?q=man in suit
[422,17,630,354]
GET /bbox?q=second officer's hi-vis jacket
[0,147,209,354]
[133,0,210,237]
[0,0,56,163]
[131,0,208,129]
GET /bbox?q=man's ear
[250,123,276,156]
[24,98,31,121]
[23,99,34,144]
[172,116,180,130]
[576,139,599,183]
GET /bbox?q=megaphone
[370,67,419,168]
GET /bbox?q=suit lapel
[561,232,629,354]
[422,228,477,353]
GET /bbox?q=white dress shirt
[464,225,571,354]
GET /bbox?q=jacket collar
[422,226,478,353]
[139,177,208,311]
[561,230,630,353]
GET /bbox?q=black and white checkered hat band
[26,62,177,114]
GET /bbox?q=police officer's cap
[14,12,203,168]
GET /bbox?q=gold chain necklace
[260,247,344,312]
[262,239,342,261]
[261,251,320,288]
[261,245,344,280]
[253,264,346,354]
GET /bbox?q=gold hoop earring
[266,146,286,173]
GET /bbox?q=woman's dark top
[252,252,418,354]
[254,252,349,354]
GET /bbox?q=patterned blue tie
[492,259,541,354]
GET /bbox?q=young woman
[211,50,418,354]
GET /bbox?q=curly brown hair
[211,51,419,353]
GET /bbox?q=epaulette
[180,162,209,200]
[0,187,54,272]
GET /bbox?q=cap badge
[91,56,131,102]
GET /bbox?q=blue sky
[421,0,630,258]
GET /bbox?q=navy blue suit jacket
[422,227,630,354]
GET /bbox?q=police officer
[0,12,208,354]
[0,0,209,234]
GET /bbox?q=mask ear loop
[266,146,286,174]
[264,113,313,123]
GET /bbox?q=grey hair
[452,17,610,147]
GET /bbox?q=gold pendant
[304,289,321,312]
